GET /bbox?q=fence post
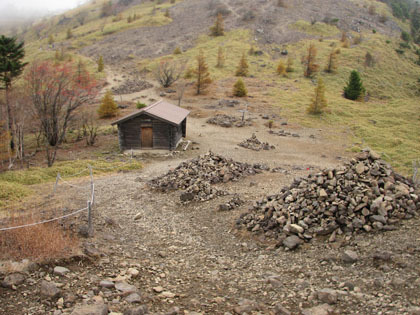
[52,173,60,196]
[88,164,94,205]
[87,201,93,237]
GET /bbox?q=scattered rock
[115,282,137,295]
[1,273,25,288]
[274,303,291,315]
[301,304,334,315]
[40,280,61,299]
[342,250,359,263]
[317,288,338,305]
[99,280,115,288]
[283,235,303,250]
[238,134,275,151]
[53,266,70,276]
[124,305,149,315]
[125,293,142,303]
[218,194,244,211]
[71,303,108,315]
[206,114,252,128]
[111,79,153,94]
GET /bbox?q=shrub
[233,79,247,97]
[210,13,224,36]
[98,90,118,118]
[401,30,411,42]
[97,55,104,72]
[364,52,375,67]
[173,47,182,54]
[277,60,287,76]
[399,42,410,49]
[344,70,365,101]
[136,102,147,109]
[286,56,294,72]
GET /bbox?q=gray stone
[40,280,61,298]
[317,288,338,304]
[342,250,359,263]
[71,303,108,315]
[289,224,304,234]
[319,189,328,198]
[99,280,114,288]
[301,304,334,315]
[355,162,365,174]
[54,266,70,276]
[283,235,303,250]
[124,305,149,315]
[1,273,25,288]
[133,213,142,221]
[274,303,291,315]
[115,282,137,295]
[370,215,387,224]
[125,293,142,303]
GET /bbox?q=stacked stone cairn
[237,150,419,249]
[239,134,275,151]
[207,114,252,128]
[149,152,267,202]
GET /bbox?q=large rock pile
[237,150,419,249]
[239,134,275,151]
[111,79,153,94]
[149,152,266,202]
[206,114,252,128]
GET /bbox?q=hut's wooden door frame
[141,127,153,148]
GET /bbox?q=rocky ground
[0,112,419,315]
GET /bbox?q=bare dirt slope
[1,115,419,315]
[81,0,400,65]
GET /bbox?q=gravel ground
[1,114,419,315]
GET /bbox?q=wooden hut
[111,100,190,150]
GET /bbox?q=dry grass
[0,217,79,261]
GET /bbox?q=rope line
[0,207,88,232]
[57,175,91,189]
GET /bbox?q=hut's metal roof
[111,100,190,126]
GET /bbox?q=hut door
[141,127,153,148]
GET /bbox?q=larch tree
[25,61,99,166]
[0,35,27,153]
[97,55,104,72]
[235,53,249,77]
[216,46,225,68]
[277,60,287,77]
[303,43,319,78]
[307,78,327,114]
[324,49,338,73]
[344,70,365,101]
[286,56,294,72]
[98,90,118,118]
[194,50,212,95]
[210,13,225,36]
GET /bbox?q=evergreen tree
[307,78,327,114]
[0,35,27,151]
[98,90,118,118]
[210,13,225,36]
[216,46,225,68]
[48,34,55,45]
[277,60,287,77]
[97,55,104,72]
[164,9,170,18]
[233,78,247,97]
[303,43,319,77]
[235,53,249,77]
[324,49,338,73]
[344,70,365,100]
[194,50,212,95]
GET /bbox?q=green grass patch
[289,20,340,37]
[0,182,31,208]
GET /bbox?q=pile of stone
[219,194,244,211]
[207,114,252,128]
[239,134,275,151]
[237,150,419,249]
[111,79,153,94]
[269,129,300,138]
[149,152,266,202]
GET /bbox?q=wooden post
[88,164,94,205]
[87,201,93,237]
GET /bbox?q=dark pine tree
[0,35,27,151]
[344,70,365,101]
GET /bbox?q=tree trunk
[5,86,15,153]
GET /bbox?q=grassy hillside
[148,25,419,174]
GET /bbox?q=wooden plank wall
[117,113,184,150]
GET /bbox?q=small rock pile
[239,134,275,151]
[207,114,252,128]
[269,129,300,138]
[149,152,266,202]
[111,79,153,94]
[237,150,419,249]
[219,194,244,211]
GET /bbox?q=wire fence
[0,159,137,234]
